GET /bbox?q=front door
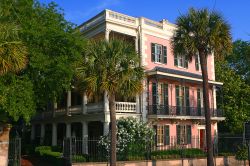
[199,129,206,150]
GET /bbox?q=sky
[39,0,250,41]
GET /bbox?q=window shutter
[152,83,157,114]
[164,125,170,145]
[151,43,155,62]
[176,85,181,115]
[187,125,192,144]
[177,125,181,145]
[195,54,199,71]
[163,46,167,64]
[174,54,178,66]
[184,56,189,68]
[185,87,190,115]
[153,125,157,146]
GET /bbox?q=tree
[226,40,250,85]
[215,60,250,133]
[99,117,154,161]
[77,39,144,166]
[172,8,232,166]
[1,0,85,110]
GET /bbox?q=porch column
[135,36,139,53]
[105,29,110,41]
[82,92,87,114]
[53,102,57,117]
[66,123,71,138]
[103,122,109,135]
[52,123,57,146]
[40,124,45,144]
[104,91,109,112]
[31,124,35,141]
[67,90,71,115]
[82,121,88,154]
[136,95,140,113]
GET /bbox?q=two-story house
[30,9,224,150]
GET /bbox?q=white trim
[198,125,205,130]
[147,71,223,85]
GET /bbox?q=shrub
[35,146,52,155]
[151,148,206,159]
[236,145,248,160]
[72,155,87,162]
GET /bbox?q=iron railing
[148,105,224,117]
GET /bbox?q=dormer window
[151,43,167,64]
[174,54,188,68]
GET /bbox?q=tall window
[195,54,201,71]
[159,83,169,105]
[174,54,188,68]
[175,85,190,115]
[177,125,191,144]
[197,88,203,115]
[154,125,170,146]
[151,43,167,64]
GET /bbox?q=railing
[148,105,224,117]
[108,10,136,24]
[87,102,104,113]
[69,105,82,115]
[115,102,136,113]
[144,18,163,29]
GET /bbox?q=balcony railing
[148,105,224,117]
[115,102,136,113]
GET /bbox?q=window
[174,54,188,68]
[175,85,190,115]
[154,125,170,146]
[195,54,201,71]
[197,88,203,115]
[177,125,191,144]
[159,83,169,105]
[151,43,167,64]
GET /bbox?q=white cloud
[66,0,120,24]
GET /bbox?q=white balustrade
[115,102,136,113]
[144,18,163,29]
[108,11,136,24]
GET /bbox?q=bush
[72,155,87,162]
[34,146,64,166]
[151,148,206,159]
[236,145,248,160]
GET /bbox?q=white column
[136,95,140,113]
[104,91,109,112]
[40,124,45,144]
[105,29,110,41]
[67,90,71,115]
[52,123,57,146]
[82,121,88,154]
[103,122,110,135]
[82,92,87,114]
[66,123,71,138]
[135,37,139,53]
[53,102,57,117]
[31,124,35,141]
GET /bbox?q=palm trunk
[199,51,214,166]
[109,93,117,166]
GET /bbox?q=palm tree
[0,22,27,75]
[172,8,232,166]
[77,39,144,166]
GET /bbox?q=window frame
[151,43,167,64]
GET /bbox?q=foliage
[216,60,250,133]
[226,40,250,85]
[35,145,63,165]
[151,148,206,159]
[0,0,85,123]
[235,145,248,160]
[98,117,154,160]
[72,155,87,162]
[0,74,35,123]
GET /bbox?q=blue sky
[39,0,250,41]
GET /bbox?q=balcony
[32,101,137,121]
[148,105,224,119]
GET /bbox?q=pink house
[30,9,224,151]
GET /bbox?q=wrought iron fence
[8,137,21,166]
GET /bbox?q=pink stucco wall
[144,34,214,80]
